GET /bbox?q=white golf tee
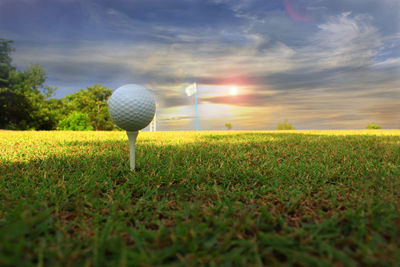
[126,131,139,170]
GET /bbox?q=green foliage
[225,122,232,130]
[0,39,57,130]
[276,119,296,130]
[57,112,93,131]
[7,64,57,130]
[0,38,15,88]
[46,98,69,127]
[1,131,400,265]
[366,122,382,129]
[0,88,33,129]
[63,84,114,130]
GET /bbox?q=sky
[1,0,399,130]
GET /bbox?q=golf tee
[126,131,139,170]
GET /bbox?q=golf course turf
[1,130,399,266]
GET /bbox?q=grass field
[1,130,400,266]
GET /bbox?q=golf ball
[108,84,156,131]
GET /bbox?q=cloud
[373,57,400,69]
[358,103,400,128]
[1,0,399,129]
[303,12,381,69]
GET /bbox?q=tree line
[0,39,117,130]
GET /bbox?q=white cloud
[297,12,381,69]
[373,57,400,69]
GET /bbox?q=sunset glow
[229,86,238,96]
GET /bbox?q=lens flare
[283,0,312,22]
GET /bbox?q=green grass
[1,130,400,266]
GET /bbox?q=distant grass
[1,130,399,266]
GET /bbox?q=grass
[1,130,400,266]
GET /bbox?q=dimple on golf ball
[108,84,156,131]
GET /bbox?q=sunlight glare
[229,86,238,96]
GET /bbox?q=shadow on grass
[1,133,400,266]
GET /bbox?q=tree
[0,39,15,88]
[0,88,33,129]
[7,64,57,130]
[0,39,57,130]
[47,98,69,126]
[225,122,232,130]
[276,119,296,130]
[366,122,381,129]
[57,112,93,131]
[63,84,114,130]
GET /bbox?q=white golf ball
[108,84,156,131]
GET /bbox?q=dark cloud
[97,0,243,29]
[204,93,270,107]
[158,94,189,108]
[264,68,353,91]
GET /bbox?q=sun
[229,86,238,96]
